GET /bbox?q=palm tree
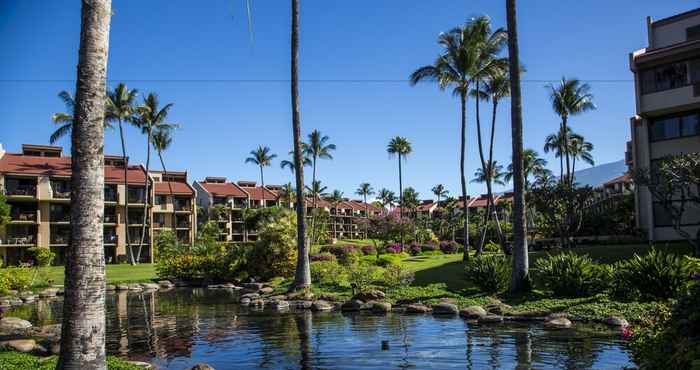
[305,180,328,200]
[472,160,507,253]
[303,130,336,199]
[328,189,344,238]
[133,93,178,262]
[472,160,506,186]
[431,184,449,206]
[506,148,549,192]
[410,17,504,260]
[291,0,310,290]
[152,127,175,201]
[278,183,296,209]
[106,83,139,264]
[387,136,412,214]
[377,188,396,213]
[401,187,420,219]
[544,130,566,180]
[355,182,374,218]
[546,77,596,186]
[50,91,113,144]
[245,145,277,205]
[57,1,111,368]
[569,135,594,178]
[280,150,311,173]
[506,0,530,294]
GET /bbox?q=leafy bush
[27,247,55,267]
[0,268,32,294]
[533,253,609,297]
[385,243,402,254]
[415,227,437,244]
[376,254,403,267]
[439,241,459,254]
[310,253,336,262]
[407,242,422,256]
[310,260,347,287]
[320,245,361,265]
[484,241,501,253]
[382,264,415,289]
[246,209,298,279]
[422,241,439,253]
[346,262,383,292]
[0,352,145,370]
[613,248,689,300]
[464,255,510,293]
[154,230,181,259]
[360,245,376,255]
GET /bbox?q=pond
[8,289,634,369]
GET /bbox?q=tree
[432,184,449,206]
[506,148,550,192]
[303,130,335,245]
[378,188,396,212]
[278,183,296,209]
[544,130,565,180]
[152,125,175,201]
[0,192,10,233]
[506,0,530,294]
[411,17,504,261]
[133,93,178,262]
[473,160,506,186]
[401,187,420,219]
[387,136,412,245]
[291,0,310,290]
[245,145,277,205]
[355,182,375,218]
[57,1,111,368]
[472,160,506,253]
[106,83,139,265]
[305,180,328,199]
[569,134,594,178]
[50,91,113,145]
[280,150,311,173]
[546,77,596,186]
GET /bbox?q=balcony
[103,232,118,245]
[176,220,190,229]
[127,213,147,225]
[127,187,147,204]
[4,179,37,197]
[51,180,71,199]
[50,224,70,245]
[104,185,118,202]
[10,208,37,223]
[50,205,71,223]
[103,209,117,224]
[128,231,149,244]
[174,199,191,211]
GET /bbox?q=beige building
[629,8,700,241]
[151,171,197,245]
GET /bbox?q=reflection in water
[8,289,634,369]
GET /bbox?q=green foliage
[484,241,501,253]
[346,262,383,293]
[246,208,297,280]
[153,230,180,259]
[0,193,10,231]
[0,351,143,370]
[414,227,437,244]
[533,253,609,297]
[191,221,222,254]
[0,268,32,294]
[464,254,510,293]
[27,247,55,267]
[612,248,690,300]
[310,260,348,287]
[376,253,407,267]
[382,264,415,289]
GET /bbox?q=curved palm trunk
[506,0,530,294]
[158,151,178,247]
[460,92,470,261]
[562,117,571,185]
[136,130,152,263]
[118,121,135,266]
[58,0,110,368]
[487,99,506,252]
[474,81,488,255]
[291,0,310,289]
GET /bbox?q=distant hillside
[569,160,627,188]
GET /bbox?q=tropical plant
[0,192,10,232]
[58,0,111,367]
[245,145,277,205]
[50,90,113,144]
[303,130,335,196]
[506,148,549,192]
[280,149,311,173]
[377,188,396,211]
[247,208,298,280]
[387,136,412,228]
[356,182,374,218]
[152,126,176,199]
[431,184,449,206]
[569,134,594,177]
[533,253,609,297]
[472,160,507,252]
[401,187,420,218]
[465,254,510,293]
[614,248,690,300]
[278,183,296,209]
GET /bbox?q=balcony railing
[174,201,190,211]
[2,234,36,245]
[104,213,117,223]
[104,187,118,202]
[11,211,36,222]
[51,181,71,199]
[128,215,146,225]
[5,185,37,197]
[104,234,118,245]
[50,234,70,245]
[176,220,190,228]
[128,192,147,204]
[51,212,71,223]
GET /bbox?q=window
[687,25,700,41]
[155,195,166,205]
[640,61,689,94]
[649,112,700,141]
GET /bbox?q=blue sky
[0,1,693,200]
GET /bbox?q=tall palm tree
[472,160,507,252]
[569,135,594,178]
[472,160,506,186]
[291,0,310,290]
[506,148,550,192]
[377,188,396,213]
[303,130,336,199]
[280,150,311,173]
[278,183,296,209]
[410,17,503,260]
[544,130,566,180]
[58,1,111,368]
[152,126,175,200]
[355,182,374,218]
[305,180,328,200]
[431,184,449,206]
[50,91,113,144]
[546,77,596,186]
[106,83,139,264]
[401,187,420,219]
[506,0,530,294]
[133,93,178,262]
[387,136,412,215]
[245,145,277,205]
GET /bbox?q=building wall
[651,13,700,49]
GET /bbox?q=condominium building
[151,171,197,245]
[0,144,153,265]
[629,8,700,241]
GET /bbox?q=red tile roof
[198,181,248,197]
[417,201,436,211]
[469,195,492,208]
[154,181,194,195]
[240,186,277,201]
[604,173,632,186]
[0,152,147,184]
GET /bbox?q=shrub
[533,253,609,297]
[346,262,383,293]
[439,241,459,254]
[154,230,181,259]
[310,260,347,287]
[377,254,403,267]
[321,245,360,265]
[422,241,439,253]
[27,247,55,267]
[385,243,402,254]
[246,210,298,279]
[382,264,415,289]
[464,255,510,293]
[613,248,689,300]
[484,241,501,253]
[360,245,376,255]
[310,253,336,262]
[0,268,32,294]
[407,242,422,256]
[415,227,437,244]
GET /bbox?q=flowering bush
[421,241,439,253]
[320,245,360,265]
[385,243,402,254]
[360,245,376,256]
[439,241,459,254]
[310,253,336,262]
[407,242,422,256]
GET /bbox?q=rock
[478,315,504,324]
[50,342,60,355]
[116,284,130,291]
[485,304,504,315]
[269,295,287,301]
[8,298,23,306]
[294,301,313,310]
[251,299,265,307]
[260,287,274,294]
[545,312,568,321]
[191,364,215,370]
[352,290,385,302]
[240,297,251,305]
[432,303,458,315]
[0,317,32,331]
[174,280,190,287]
[158,280,173,288]
[405,303,431,314]
[19,294,36,303]
[371,302,392,314]
[241,293,260,300]
[0,339,36,353]
[604,316,629,327]
[39,288,58,298]
[128,284,143,291]
[341,300,363,312]
[106,285,116,291]
[544,317,572,329]
[36,324,62,340]
[241,282,264,291]
[459,306,487,319]
[311,300,333,311]
[287,291,314,301]
[317,294,337,302]
[126,361,153,369]
[140,283,160,290]
[270,300,290,311]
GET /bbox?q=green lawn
[41,264,156,286]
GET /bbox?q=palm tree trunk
[58,0,110,368]
[118,121,135,266]
[136,130,152,263]
[398,154,404,246]
[507,0,530,294]
[474,80,489,254]
[562,117,571,185]
[158,151,178,247]
[488,99,506,247]
[310,158,317,244]
[260,166,265,206]
[291,0,310,289]
[460,91,470,261]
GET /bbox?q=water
[9,289,634,369]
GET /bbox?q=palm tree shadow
[412,260,479,295]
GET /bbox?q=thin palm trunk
[291,0,310,289]
[259,165,265,206]
[118,120,135,266]
[57,0,110,368]
[474,80,488,254]
[398,154,404,246]
[310,157,317,244]
[506,0,530,294]
[487,98,506,252]
[460,92,470,261]
[562,117,571,185]
[158,152,178,247]
[136,129,152,263]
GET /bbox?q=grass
[0,351,141,370]
[40,264,156,286]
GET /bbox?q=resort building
[303,197,382,240]
[150,171,197,245]
[629,7,700,241]
[0,144,153,265]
